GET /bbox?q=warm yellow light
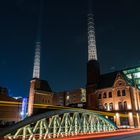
[115,104,119,110]
[128,112,133,124]
[105,116,108,119]
[127,104,131,109]
[129,112,132,116]
[116,113,119,118]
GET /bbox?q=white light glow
[115,104,119,110]
[20,112,24,116]
[116,113,119,118]
[105,116,108,119]
[134,72,140,78]
[129,112,132,116]
[127,104,132,110]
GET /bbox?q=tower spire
[28,0,44,116]
[33,42,41,78]
[32,0,44,79]
[86,0,100,109]
[88,0,97,61]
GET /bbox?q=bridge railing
[0,109,117,140]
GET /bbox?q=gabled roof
[97,71,132,89]
[33,78,52,92]
[97,71,118,89]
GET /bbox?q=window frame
[108,92,112,98]
[117,90,121,97]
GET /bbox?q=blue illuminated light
[21,98,28,120]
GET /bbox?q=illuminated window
[122,90,126,96]
[66,95,70,100]
[104,103,108,110]
[118,102,123,110]
[124,101,127,110]
[109,103,113,110]
[103,92,107,98]
[98,94,101,99]
[127,74,132,79]
[108,92,112,98]
[117,90,121,96]
[134,72,140,78]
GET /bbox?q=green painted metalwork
[0,109,117,140]
[123,65,140,89]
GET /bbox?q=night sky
[0,0,140,97]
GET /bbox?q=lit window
[103,92,107,98]
[66,95,70,100]
[122,90,126,96]
[104,103,108,110]
[109,103,113,110]
[134,72,140,78]
[117,90,121,96]
[109,92,112,98]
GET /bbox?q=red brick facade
[89,73,140,128]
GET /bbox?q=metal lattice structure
[32,0,44,79]
[123,65,140,89]
[88,13,97,61]
[33,42,41,79]
[0,109,117,140]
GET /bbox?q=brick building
[0,87,21,125]
[28,78,53,116]
[88,71,140,128]
[53,88,86,108]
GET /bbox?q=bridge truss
[0,109,117,140]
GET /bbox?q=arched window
[99,105,103,110]
[104,103,108,110]
[103,92,107,98]
[98,94,101,99]
[124,101,127,110]
[109,92,112,98]
[117,90,121,96]
[118,102,123,110]
[122,90,126,96]
[109,103,113,110]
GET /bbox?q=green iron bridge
[0,109,117,140]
